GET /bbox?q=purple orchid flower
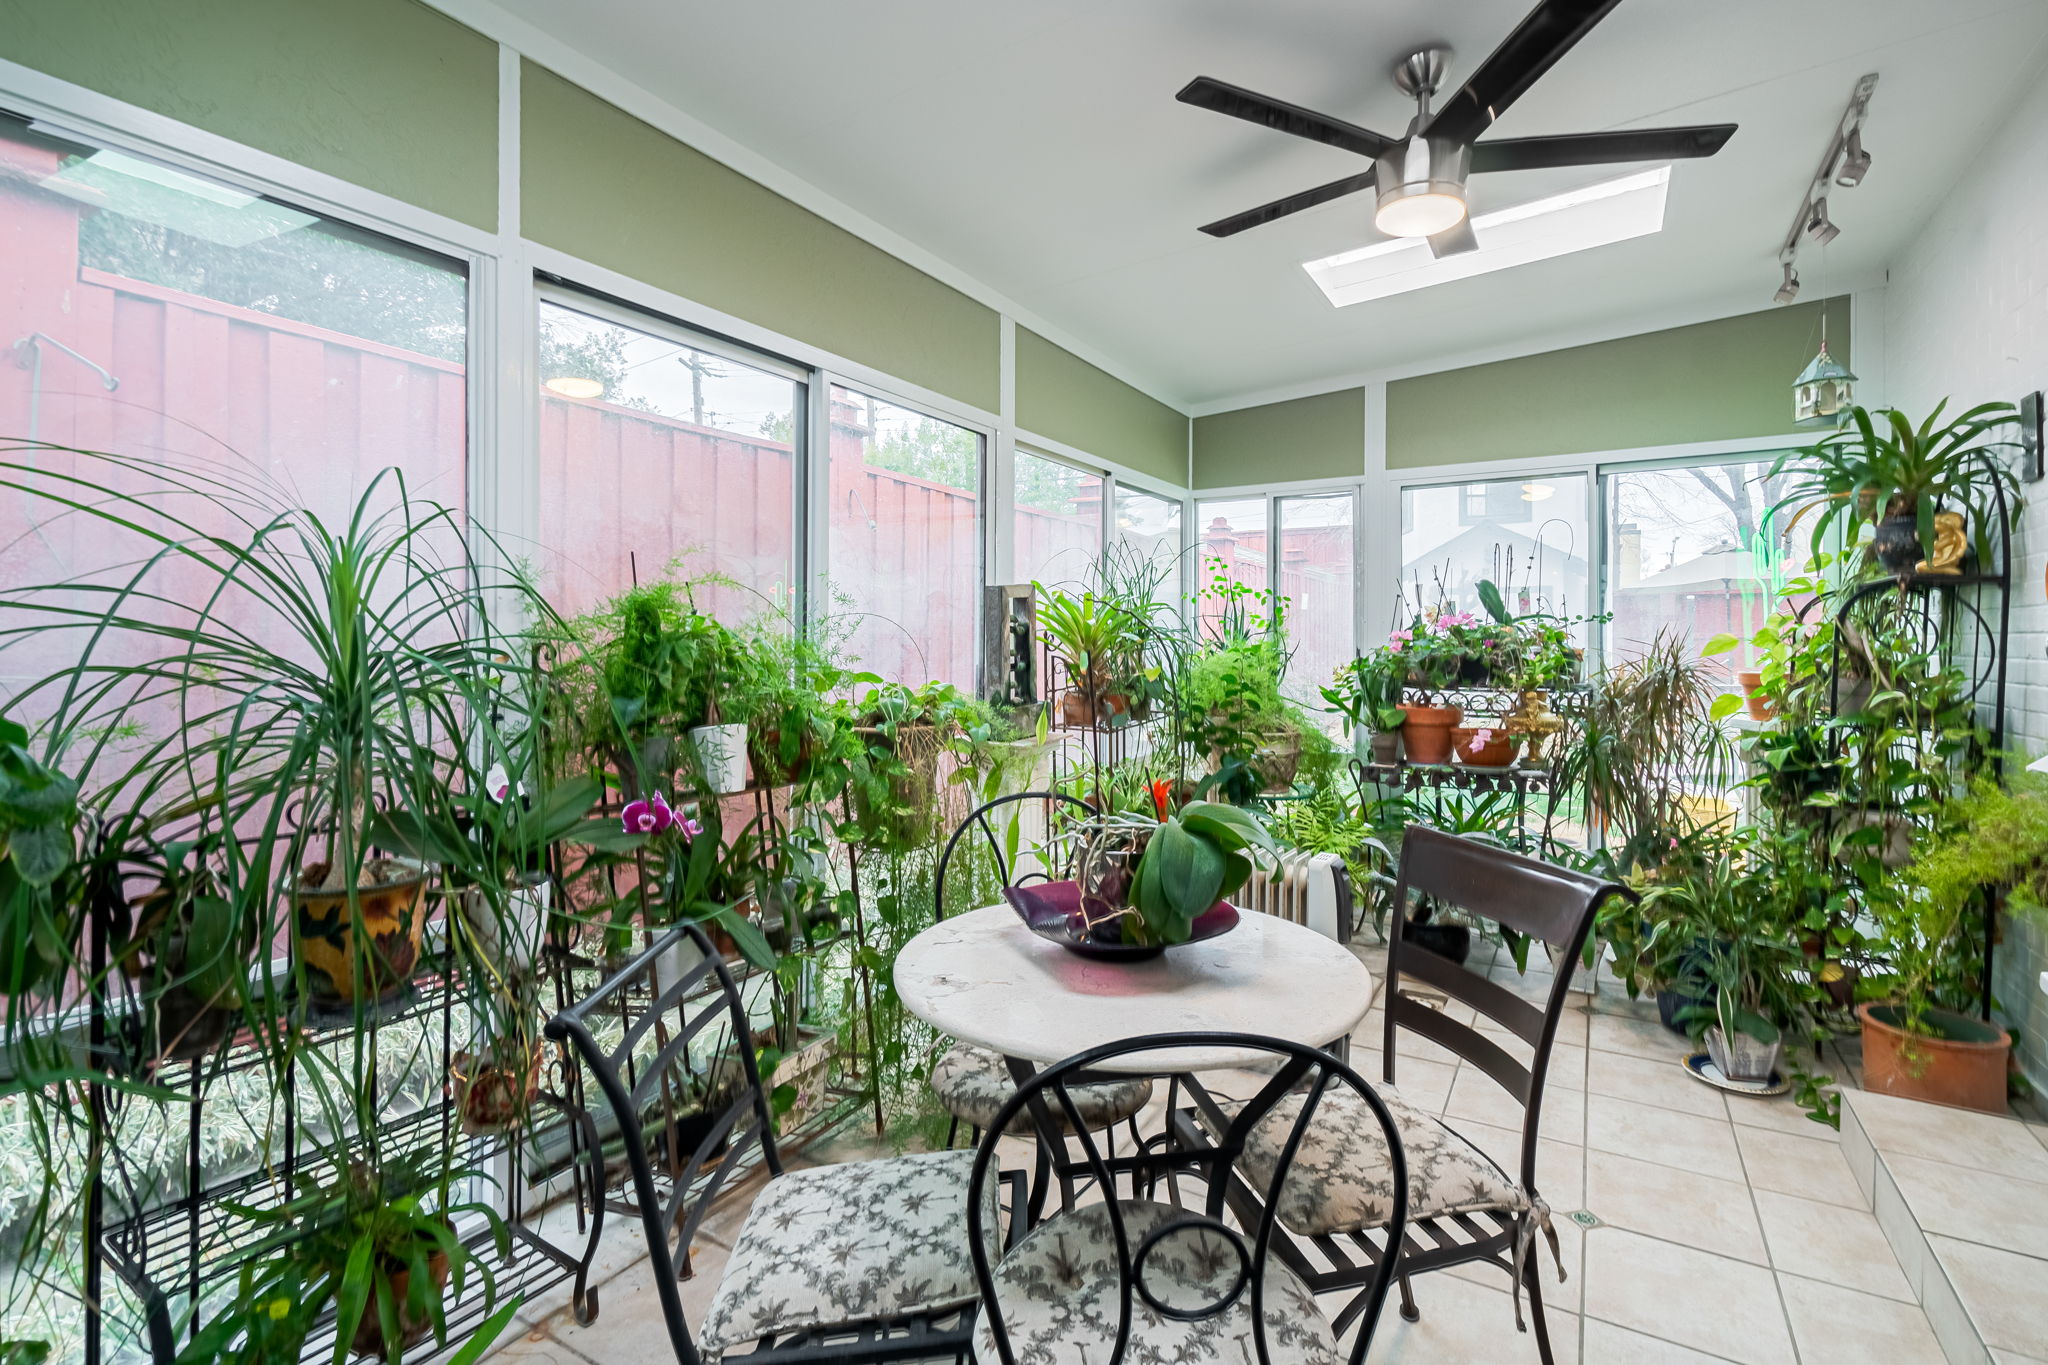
[680,816,704,839]
[621,791,675,835]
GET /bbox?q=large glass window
[1192,498,1264,637]
[0,114,467,707]
[1277,494,1356,708]
[827,385,981,687]
[1013,448,1101,589]
[1116,484,1184,610]
[1398,474,1591,632]
[1602,457,1801,682]
[536,299,801,622]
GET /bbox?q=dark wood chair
[1203,826,1630,1362]
[968,1031,1409,1365]
[546,923,1023,1363]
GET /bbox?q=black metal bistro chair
[546,923,1023,1364]
[927,792,1153,1153]
[968,1032,1409,1364]
[1201,827,1629,1362]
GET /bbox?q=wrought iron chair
[968,1031,1408,1364]
[1201,826,1629,1362]
[928,791,1153,1153]
[545,923,1023,1364]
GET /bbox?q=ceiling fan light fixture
[1373,136,1471,238]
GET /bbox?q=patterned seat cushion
[971,1198,1339,1364]
[698,1149,997,1360]
[1234,1083,1523,1237]
[931,1042,1153,1135]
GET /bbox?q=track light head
[1836,129,1871,187]
[1774,262,1800,305]
[1804,196,1841,246]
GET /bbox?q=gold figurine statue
[1916,511,1966,575]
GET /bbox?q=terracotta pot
[1059,688,1130,729]
[292,858,431,1004]
[1858,1001,2012,1115]
[1398,703,1463,765]
[1450,726,1517,768]
[1736,670,1773,722]
[351,1235,452,1358]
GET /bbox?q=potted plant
[1767,400,2018,575]
[1071,797,1277,948]
[0,710,81,1000]
[1035,583,1139,728]
[1182,638,1308,798]
[113,829,252,1064]
[179,1149,519,1364]
[1860,774,2042,1112]
[845,680,986,849]
[1386,615,1471,764]
[1450,721,1517,768]
[1323,656,1406,765]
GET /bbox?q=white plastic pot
[462,873,551,976]
[691,722,751,794]
[651,934,708,997]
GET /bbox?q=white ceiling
[484,0,2048,411]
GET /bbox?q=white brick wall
[1882,70,2048,1103]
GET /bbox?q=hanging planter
[690,721,751,795]
[451,1038,545,1135]
[460,871,552,977]
[291,857,432,1004]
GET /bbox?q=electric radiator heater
[1237,849,1352,944]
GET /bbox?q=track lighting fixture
[1804,196,1840,246]
[1836,129,1871,187]
[1774,262,1800,305]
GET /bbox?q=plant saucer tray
[1002,879,1238,961]
[1681,1051,1791,1097]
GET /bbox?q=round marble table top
[894,903,1374,1074]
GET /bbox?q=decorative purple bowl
[1001,880,1239,961]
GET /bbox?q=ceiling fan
[1178,0,1736,256]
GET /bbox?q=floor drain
[1569,1209,1602,1229]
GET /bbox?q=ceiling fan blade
[1469,124,1737,173]
[1197,168,1378,237]
[1426,0,1626,145]
[1177,76,1396,160]
[1427,218,1480,258]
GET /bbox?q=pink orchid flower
[621,791,675,835]
[1468,728,1495,753]
[681,816,704,839]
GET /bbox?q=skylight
[1302,165,1671,307]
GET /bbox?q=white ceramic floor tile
[538,1238,731,1359]
[1582,1227,1796,1365]
[1777,1273,1947,1365]
[1586,1047,1730,1119]
[486,1328,599,1364]
[1450,1116,1585,1210]
[1587,1008,1689,1059]
[1728,1092,1840,1137]
[1364,1278,1579,1363]
[1582,1316,1740,1363]
[1847,1090,2048,1182]
[1752,1190,1913,1300]
[1928,1233,2048,1356]
[1888,1152,2048,1259]
[1586,1094,1744,1182]
[1585,1148,1767,1264]
[1732,1124,1866,1209]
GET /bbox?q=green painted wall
[1385,298,1851,469]
[521,62,1000,413]
[1015,328,1187,484]
[1193,388,1364,488]
[0,0,498,231]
